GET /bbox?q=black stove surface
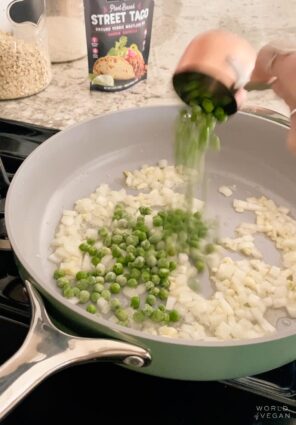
[1,118,296,425]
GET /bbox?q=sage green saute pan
[1,105,295,419]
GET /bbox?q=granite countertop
[0,0,294,129]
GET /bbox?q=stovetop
[1,118,296,425]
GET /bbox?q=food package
[83,0,154,92]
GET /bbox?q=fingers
[251,45,280,82]
[270,52,296,109]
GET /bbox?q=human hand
[250,44,296,153]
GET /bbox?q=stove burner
[1,117,296,410]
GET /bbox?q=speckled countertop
[0,0,294,129]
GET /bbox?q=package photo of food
[83,0,154,92]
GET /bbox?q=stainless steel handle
[222,376,296,407]
[241,106,290,128]
[0,281,151,421]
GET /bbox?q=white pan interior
[5,105,296,342]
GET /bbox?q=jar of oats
[0,0,52,100]
[46,0,87,63]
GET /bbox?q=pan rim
[6,104,294,348]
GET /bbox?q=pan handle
[0,281,151,421]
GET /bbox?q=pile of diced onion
[49,161,296,341]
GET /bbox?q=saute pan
[1,105,295,418]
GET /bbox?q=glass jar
[46,0,87,63]
[0,0,52,100]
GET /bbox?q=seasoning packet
[83,0,154,92]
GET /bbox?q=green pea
[134,256,145,269]
[87,246,98,257]
[149,287,160,297]
[146,294,156,306]
[149,233,162,244]
[96,264,106,276]
[95,276,105,284]
[93,283,104,293]
[112,245,122,258]
[79,243,89,252]
[105,272,116,282]
[90,292,100,303]
[53,269,65,280]
[77,279,89,290]
[158,288,169,301]
[141,270,151,282]
[160,278,170,288]
[99,227,109,238]
[153,216,163,227]
[79,290,90,304]
[159,268,170,279]
[104,235,112,247]
[158,258,170,268]
[151,274,160,285]
[156,241,166,251]
[87,304,97,314]
[133,310,145,322]
[118,219,128,229]
[146,254,157,267]
[214,106,226,122]
[101,289,111,301]
[195,259,205,273]
[133,230,147,242]
[156,250,166,259]
[145,281,155,291]
[151,309,165,322]
[139,206,152,215]
[100,247,111,257]
[166,244,176,256]
[126,252,136,262]
[141,240,150,250]
[131,296,140,309]
[169,309,181,322]
[143,304,154,317]
[201,98,214,113]
[91,256,100,266]
[116,275,127,286]
[115,308,128,322]
[87,238,96,245]
[169,261,177,271]
[73,287,81,297]
[112,234,123,244]
[87,276,96,285]
[151,266,159,275]
[126,245,137,254]
[126,235,139,246]
[127,278,138,288]
[76,271,89,281]
[110,298,121,311]
[130,268,141,280]
[113,263,124,275]
[57,277,70,288]
[110,282,121,294]
[63,287,74,298]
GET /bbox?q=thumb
[251,45,279,82]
